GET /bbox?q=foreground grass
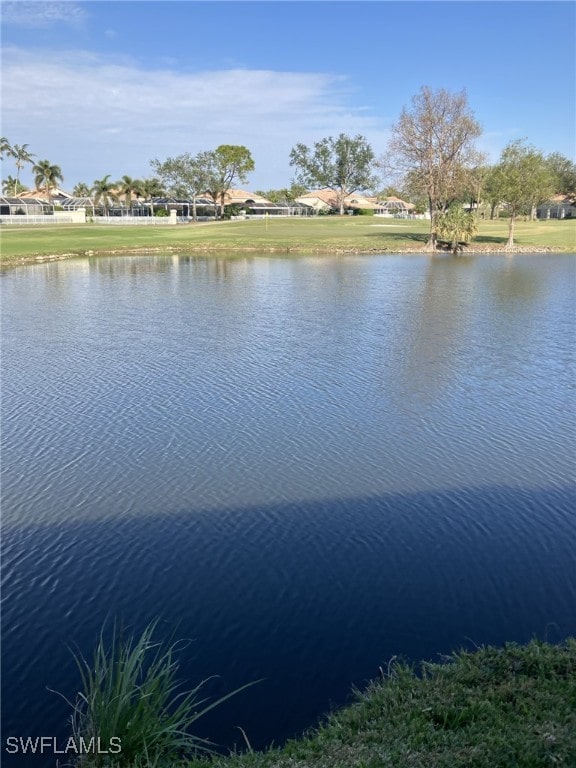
[67,621,256,768]
[1,217,575,266]
[185,639,576,768]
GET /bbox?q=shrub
[436,205,479,253]
[67,620,257,767]
[354,208,375,216]
[223,204,245,219]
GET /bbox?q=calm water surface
[2,253,575,763]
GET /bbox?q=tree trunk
[490,202,497,220]
[207,192,216,219]
[506,213,515,249]
[424,195,436,251]
[192,194,197,222]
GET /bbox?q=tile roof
[19,187,72,200]
[296,189,396,210]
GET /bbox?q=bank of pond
[1,217,574,267]
[192,638,576,768]
[64,635,576,768]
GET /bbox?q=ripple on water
[1,253,575,759]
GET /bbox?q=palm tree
[73,182,91,197]
[436,205,479,254]
[32,159,63,202]
[117,175,143,212]
[140,177,165,216]
[91,175,117,216]
[0,137,13,160]
[11,144,36,187]
[2,175,28,196]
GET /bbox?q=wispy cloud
[1,1,87,27]
[1,47,389,189]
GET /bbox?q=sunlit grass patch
[1,217,574,265]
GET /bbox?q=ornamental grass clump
[436,205,479,253]
[69,620,254,767]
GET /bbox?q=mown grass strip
[1,218,575,266]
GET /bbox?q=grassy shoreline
[64,636,576,767]
[1,218,574,268]
[184,639,576,768]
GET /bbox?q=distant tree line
[2,85,575,247]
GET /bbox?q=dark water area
[1,253,575,765]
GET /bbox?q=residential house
[295,188,417,216]
[536,194,576,220]
[295,188,384,213]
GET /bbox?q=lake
[1,252,575,765]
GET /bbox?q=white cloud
[1,46,390,190]
[1,1,87,27]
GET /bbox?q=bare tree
[387,87,482,250]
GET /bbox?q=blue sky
[2,0,575,192]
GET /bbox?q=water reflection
[488,261,542,303]
[2,253,574,531]
[391,257,475,404]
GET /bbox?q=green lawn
[1,217,575,265]
[184,639,576,768]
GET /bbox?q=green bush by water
[67,620,256,767]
